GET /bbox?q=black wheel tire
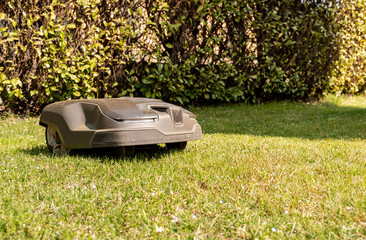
[45,127,53,153]
[116,146,135,157]
[45,126,70,154]
[166,141,187,151]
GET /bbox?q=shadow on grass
[21,145,176,162]
[196,101,366,140]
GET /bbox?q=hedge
[330,0,366,95]
[0,0,363,114]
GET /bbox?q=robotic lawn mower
[39,97,202,155]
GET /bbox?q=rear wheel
[45,126,70,154]
[166,141,187,151]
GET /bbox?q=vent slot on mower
[151,106,169,113]
[171,108,183,124]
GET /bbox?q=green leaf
[176,97,183,104]
[0,13,6,20]
[197,5,204,13]
[10,19,17,28]
[0,73,7,82]
[145,90,151,98]
[30,90,38,96]
[66,23,76,29]
[79,65,90,72]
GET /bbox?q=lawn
[0,95,365,239]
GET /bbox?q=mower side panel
[39,102,98,149]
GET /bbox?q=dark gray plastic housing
[39,97,202,153]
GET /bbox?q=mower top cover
[39,97,202,154]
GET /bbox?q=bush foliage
[0,0,363,114]
[330,0,366,95]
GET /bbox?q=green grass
[0,95,366,239]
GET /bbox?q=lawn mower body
[39,97,202,154]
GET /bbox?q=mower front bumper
[92,125,202,147]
